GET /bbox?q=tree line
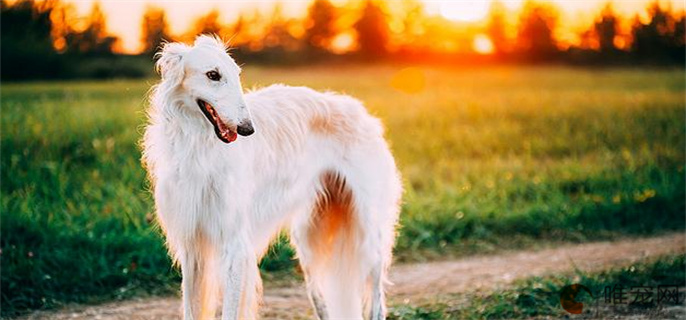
[2,0,684,80]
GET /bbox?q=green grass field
[2,65,684,316]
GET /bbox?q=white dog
[142,35,402,320]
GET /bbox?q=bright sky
[65,0,684,53]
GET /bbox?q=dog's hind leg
[368,262,387,320]
[290,231,335,320]
[363,208,395,320]
[304,269,329,320]
[290,206,329,320]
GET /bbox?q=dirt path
[21,233,685,320]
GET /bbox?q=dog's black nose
[236,121,254,136]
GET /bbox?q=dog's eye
[206,70,221,81]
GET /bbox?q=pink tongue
[203,101,236,143]
[225,130,237,142]
[216,121,237,142]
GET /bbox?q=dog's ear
[155,42,188,85]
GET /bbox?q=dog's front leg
[180,249,202,320]
[221,240,259,320]
[221,252,244,320]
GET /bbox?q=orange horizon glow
[42,0,686,54]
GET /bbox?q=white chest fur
[152,124,249,250]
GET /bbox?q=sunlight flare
[473,34,495,54]
[439,1,491,22]
[390,67,426,94]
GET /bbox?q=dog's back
[244,84,402,318]
[246,84,384,148]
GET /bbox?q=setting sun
[439,1,490,22]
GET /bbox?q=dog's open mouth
[197,99,237,143]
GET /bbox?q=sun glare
[473,34,495,54]
[439,1,491,22]
[390,67,426,94]
[330,32,355,54]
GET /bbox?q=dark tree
[226,14,247,47]
[631,1,684,63]
[0,0,63,80]
[304,0,338,52]
[191,9,223,38]
[141,5,172,56]
[594,3,619,53]
[516,1,558,60]
[674,15,685,48]
[263,3,299,51]
[354,0,390,58]
[64,2,117,55]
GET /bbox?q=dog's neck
[154,97,218,147]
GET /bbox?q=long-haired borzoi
[142,35,402,320]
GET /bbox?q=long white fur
[142,35,402,320]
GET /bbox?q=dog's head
[156,35,253,143]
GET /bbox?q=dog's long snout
[236,120,254,136]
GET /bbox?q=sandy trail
[20,233,685,319]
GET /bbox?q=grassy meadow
[2,65,684,315]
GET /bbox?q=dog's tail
[300,170,397,319]
[316,240,367,318]
[314,231,391,320]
